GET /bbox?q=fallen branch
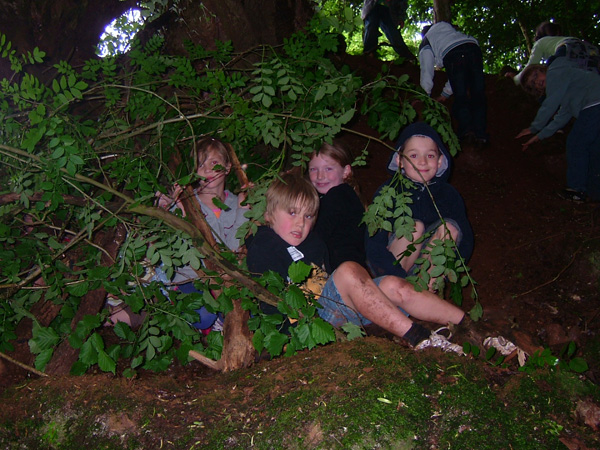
[0,351,49,378]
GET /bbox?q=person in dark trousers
[516,59,600,203]
[419,22,488,146]
[361,0,415,62]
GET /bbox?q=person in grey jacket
[419,21,488,145]
[516,57,600,202]
[361,0,415,62]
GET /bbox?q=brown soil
[1,55,600,445]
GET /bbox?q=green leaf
[264,330,288,356]
[29,324,60,352]
[429,265,445,278]
[90,332,105,351]
[97,350,116,374]
[261,94,273,108]
[338,108,355,124]
[469,302,483,321]
[341,322,364,340]
[79,338,97,366]
[67,281,90,297]
[284,285,307,311]
[113,322,134,341]
[288,261,312,284]
[211,196,230,211]
[34,348,54,371]
[310,318,335,345]
[569,357,588,373]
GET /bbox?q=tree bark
[0,0,315,82]
[433,0,452,24]
[0,0,137,80]
[158,0,314,56]
[45,223,128,375]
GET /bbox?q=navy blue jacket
[366,122,474,277]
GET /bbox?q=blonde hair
[520,64,547,96]
[266,172,320,222]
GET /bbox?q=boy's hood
[387,122,452,182]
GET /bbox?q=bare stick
[0,351,49,378]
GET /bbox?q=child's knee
[435,220,460,241]
[333,261,370,287]
[378,275,412,297]
[338,261,370,277]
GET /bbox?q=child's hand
[155,191,174,209]
[156,183,183,210]
[238,181,254,209]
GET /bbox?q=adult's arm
[529,79,570,139]
[419,47,436,96]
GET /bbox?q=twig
[513,244,582,298]
[0,351,49,378]
[513,231,567,251]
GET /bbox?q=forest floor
[1,55,600,449]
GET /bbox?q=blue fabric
[566,103,600,199]
[318,275,407,327]
[363,4,413,58]
[178,282,218,330]
[443,43,487,140]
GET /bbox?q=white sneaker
[415,329,465,355]
[483,336,517,356]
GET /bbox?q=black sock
[403,323,431,347]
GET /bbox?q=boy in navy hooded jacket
[366,122,474,287]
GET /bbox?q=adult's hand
[515,128,532,139]
[520,134,540,152]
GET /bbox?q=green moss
[2,339,600,450]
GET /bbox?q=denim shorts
[317,273,408,328]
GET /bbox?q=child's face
[528,69,546,97]
[398,136,442,183]
[308,153,351,195]
[267,203,316,247]
[196,149,230,192]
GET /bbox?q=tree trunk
[0,0,315,82]
[0,0,137,80]
[433,0,452,23]
[45,223,128,375]
[158,0,314,56]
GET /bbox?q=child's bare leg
[332,262,414,338]
[377,275,465,325]
[387,220,425,272]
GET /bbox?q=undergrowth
[1,338,598,449]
